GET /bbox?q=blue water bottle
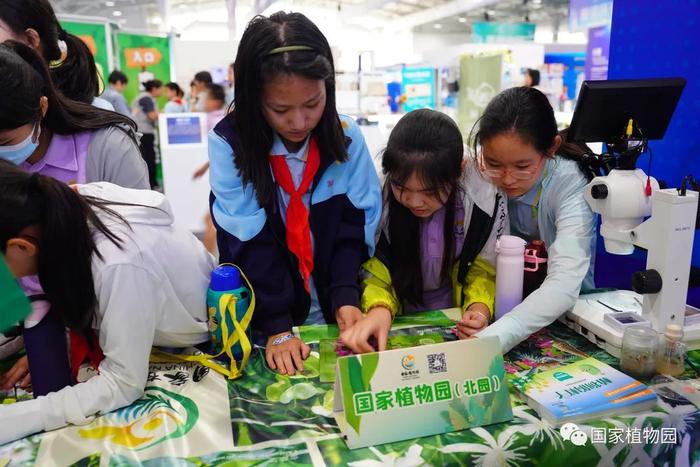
[207,265,251,362]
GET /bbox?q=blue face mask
[0,125,41,165]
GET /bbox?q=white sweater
[0,183,215,444]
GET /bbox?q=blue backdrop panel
[608,0,700,263]
[595,0,700,304]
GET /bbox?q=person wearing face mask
[0,41,148,188]
[0,42,150,403]
[0,162,215,444]
[471,87,597,353]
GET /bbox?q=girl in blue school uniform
[208,12,382,376]
[339,109,507,353]
[474,87,597,352]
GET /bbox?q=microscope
[561,78,700,357]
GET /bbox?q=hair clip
[266,45,314,56]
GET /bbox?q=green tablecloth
[1,315,699,466]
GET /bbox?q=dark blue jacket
[208,114,382,337]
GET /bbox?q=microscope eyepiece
[591,184,609,199]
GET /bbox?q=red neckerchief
[268,137,320,292]
[69,329,105,381]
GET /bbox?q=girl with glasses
[472,86,596,352]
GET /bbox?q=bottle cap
[210,265,242,291]
[497,235,527,255]
[664,324,683,341]
[622,325,658,349]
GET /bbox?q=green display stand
[60,20,112,93]
[115,32,171,110]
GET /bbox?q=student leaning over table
[208,12,381,377]
[0,163,215,444]
[340,109,507,353]
[473,87,597,353]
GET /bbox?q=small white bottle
[495,235,527,320]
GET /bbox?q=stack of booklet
[515,357,658,426]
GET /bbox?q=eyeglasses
[479,154,545,180]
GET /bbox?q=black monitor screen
[568,78,686,143]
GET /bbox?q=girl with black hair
[0,161,214,444]
[131,79,163,188]
[340,109,507,353]
[209,12,381,375]
[205,83,227,131]
[0,42,148,188]
[473,87,596,352]
[0,0,107,105]
[164,82,186,113]
[192,70,213,112]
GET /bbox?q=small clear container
[656,324,686,376]
[620,325,658,378]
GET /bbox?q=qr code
[427,353,447,374]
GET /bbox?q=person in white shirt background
[0,162,215,444]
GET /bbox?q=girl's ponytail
[50,32,101,104]
[0,41,137,137]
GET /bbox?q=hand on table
[335,305,363,332]
[454,303,489,340]
[1,356,31,390]
[339,307,392,354]
[265,332,310,376]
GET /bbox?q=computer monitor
[567,78,686,143]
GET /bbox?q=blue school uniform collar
[270,132,311,162]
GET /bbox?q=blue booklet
[517,357,658,426]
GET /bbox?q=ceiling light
[458,17,467,23]
[434,23,442,29]
[150,16,163,25]
[105,1,115,6]
[112,10,122,16]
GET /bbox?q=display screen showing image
[167,116,202,145]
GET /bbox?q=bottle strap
[150,266,256,380]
